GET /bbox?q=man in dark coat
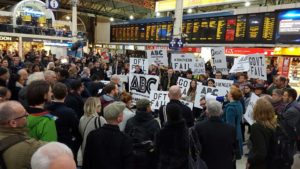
[125,99,160,169]
[160,68,178,91]
[65,79,85,118]
[195,100,237,169]
[47,82,82,160]
[90,61,105,79]
[158,85,194,127]
[83,102,133,169]
[0,67,9,87]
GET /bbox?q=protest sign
[244,93,259,125]
[210,47,228,75]
[129,74,159,104]
[172,54,195,71]
[130,58,149,73]
[209,78,234,88]
[150,91,170,110]
[248,54,267,80]
[177,77,202,97]
[119,75,128,83]
[201,47,212,63]
[194,85,228,108]
[146,49,168,66]
[193,58,206,75]
[229,55,249,73]
[180,100,194,110]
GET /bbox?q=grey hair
[27,72,45,85]
[111,74,120,81]
[0,101,19,123]
[44,70,56,78]
[31,142,74,169]
[103,101,126,121]
[206,100,223,117]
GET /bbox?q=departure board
[161,23,167,41]
[146,24,151,41]
[134,25,139,41]
[200,18,209,41]
[186,20,193,41]
[139,24,146,42]
[225,17,237,42]
[208,18,217,41]
[262,13,276,42]
[111,26,116,42]
[130,25,135,41]
[167,22,173,38]
[126,26,131,41]
[216,17,226,42]
[118,27,122,41]
[150,23,156,41]
[247,14,264,42]
[182,21,187,37]
[122,26,127,41]
[235,15,247,41]
[192,19,200,41]
[156,24,161,41]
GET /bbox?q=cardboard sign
[129,74,159,104]
[229,55,249,73]
[244,93,259,125]
[248,54,267,80]
[177,77,202,97]
[119,75,128,83]
[172,54,195,71]
[193,58,206,75]
[209,78,234,88]
[146,49,168,66]
[130,58,149,73]
[194,85,228,108]
[211,47,228,75]
[180,100,194,110]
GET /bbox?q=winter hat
[103,102,126,120]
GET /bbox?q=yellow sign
[38,16,46,24]
[156,0,244,12]
[22,15,32,22]
[274,47,300,56]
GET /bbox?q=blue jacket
[224,101,244,157]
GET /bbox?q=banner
[130,58,149,73]
[119,75,128,83]
[129,74,159,103]
[229,55,249,73]
[209,78,234,88]
[177,77,202,97]
[181,100,194,110]
[172,54,195,71]
[193,58,206,75]
[194,85,228,108]
[146,49,168,66]
[248,54,267,80]
[211,47,228,75]
[244,93,259,125]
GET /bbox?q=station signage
[0,36,18,41]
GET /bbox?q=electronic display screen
[235,15,247,41]
[200,18,209,41]
[185,20,193,41]
[160,23,168,41]
[225,17,237,42]
[216,17,226,42]
[247,14,264,42]
[277,9,300,43]
[145,24,151,41]
[192,19,200,42]
[208,18,217,41]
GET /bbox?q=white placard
[150,91,170,110]
[180,100,194,110]
[248,54,267,80]
[177,77,192,97]
[119,75,128,83]
[201,47,212,63]
[209,78,234,88]
[172,54,195,71]
[129,74,159,104]
[194,86,228,108]
[244,93,260,125]
[193,58,206,75]
[146,49,168,66]
[210,47,228,75]
[130,58,149,73]
[229,55,249,73]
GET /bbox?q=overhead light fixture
[110,17,114,22]
[245,1,251,7]
[129,15,134,20]
[187,8,193,14]
[156,12,160,17]
[65,16,70,20]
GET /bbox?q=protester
[186,69,193,79]
[0,101,44,169]
[0,86,11,102]
[44,70,57,86]
[160,67,177,91]
[195,100,237,169]
[31,142,76,169]
[100,83,119,110]
[83,102,133,169]
[133,65,144,74]
[207,78,215,87]
[0,67,9,87]
[271,89,286,115]
[215,71,223,79]
[119,92,135,131]
[184,79,197,102]
[65,79,85,118]
[267,75,287,95]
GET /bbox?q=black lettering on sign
[211,49,222,57]
[201,87,218,96]
[130,76,158,94]
[178,79,189,87]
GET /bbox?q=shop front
[0,35,19,52]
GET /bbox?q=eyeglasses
[13,112,29,120]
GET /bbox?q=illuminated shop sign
[0,36,18,41]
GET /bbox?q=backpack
[268,125,294,169]
[0,135,26,169]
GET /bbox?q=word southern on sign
[129,58,149,73]
[172,54,195,71]
[129,74,159,103]
[146,49,168,66]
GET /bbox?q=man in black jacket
[83,102,133,169]
[65,79,85,118]
[158,85,194,127]
[47,82,82,160]
[160,68,177,91]
[195,100,237,169]
[125,99,160,169]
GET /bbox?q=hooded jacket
[26,107,57,142]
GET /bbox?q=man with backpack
[125,99,160,169]
[0,101,44,169]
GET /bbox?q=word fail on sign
[172,54,195,71]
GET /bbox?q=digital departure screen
[247,14,264,42]
[186,20,193,41]
[156,24,161,41]
[262,13,276,42]
[225,17,237,42]
[277,9,300,43]
[235,15,247,41]
[200,18,209,41]
[139,24,146,42]
[150,24,156,41]
[216,17,226,42]
[208,18,217,41]
[145,24,151,41]
[192,19,200,41]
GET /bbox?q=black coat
[90,67,105,79]
[160,75,177,91]
[46,102,82,156]
[83,124,133,169]
[155,120,189,169]
[195,117,237,169]
[65,92,84,118]
[248,123,273,169]
[158,100,194,127]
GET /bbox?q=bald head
[168,85,181,100]
[0,101,27,127]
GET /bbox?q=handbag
[189,127,208,169]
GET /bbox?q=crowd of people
[0,49,299,169]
